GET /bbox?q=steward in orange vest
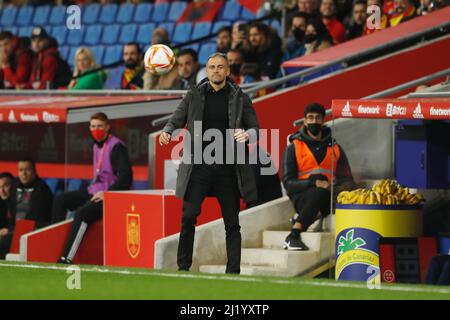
[282,103,354,250]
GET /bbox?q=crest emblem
[126,205,140,259]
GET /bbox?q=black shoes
[56,257,73,264]
[283,233,309,251]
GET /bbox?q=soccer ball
[144,44,176,76]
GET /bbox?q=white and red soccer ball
[144,44,176,76]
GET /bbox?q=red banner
[332,99,450,120]
[238,0,263,14]
[177,1,222,23]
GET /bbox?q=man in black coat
[160,52,260,274]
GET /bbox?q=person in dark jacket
[282,103,354,250]
[160,52,259,274]
[0,172,15,259]
[53,112,133,264]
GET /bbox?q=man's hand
[91,191,104,203]
[159,132,171,146]
[316,180,331,190]
[0,228,9,237]
[234,129,249,143]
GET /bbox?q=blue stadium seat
[191,22,212,41]
[84,24,103,46]
[59,46,69,60]
[45,178,60,194]
[67,179,82,192]
[136,23,155,45]
[49,6,66,25]
[18,26,33,37]
[101,24,120,45]
[117,3,135,24]
[103,65,124,89]
[133,181,149,190]
[51,26,68,46]
[134,3,152,23]
[240,7,256,21]
[82,3,101,25]
[0,6,18,26]
[181,43,199,52]
[43,25,52,36]
[212,20,231,34]
[99,4,118,24]
[119,24,138,44]
[152,2,170,23]
[67,46,77,67]
[172,22,192,44]
[66,28,85,46]
[16,6,34,27]
[167,1,187,22]
[103,45,122,65]
[271,20,282,37]
[32,5,51,26]
[91,45,105,65]
[4,27,18,35]
[198,43,217,65]
[218,1,241,21]
[158,22,174,39]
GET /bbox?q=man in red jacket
[320,0,346,44]
[28,27,59,90]
[0,31,33,89]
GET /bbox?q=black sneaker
[56,257,73,264]
[283,233,309,251]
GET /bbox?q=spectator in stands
[243,22,283,79]
[282,103,354,250]
[389,0,417,26]
[283,12,308,62]
[231,21,248,50]
[418,0,448,15]
[363,0,390,35]
[320,0,347,44]
[0,172,15,260]
[121,42,145,90]
[335,0,354,23]
[0,31,33,89]
[171,49,200,90]
[53,112,133,264]
[304,18,333,55]
[240,63,273,98]
[68,47,107,90]
[227,49,244,84]
[151,27,171,47]
[217,26,232,54]
[297,0,320,16]
[346,0,368,40]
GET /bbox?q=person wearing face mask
[282,103,354,250]
[227,49,244,84]
[283,12,309,62]
[304,18,334,55]
[52,112,132,264]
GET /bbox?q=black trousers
[293,187,331,231]
[0,233,13,259]
[177,164,241,274]
[425,255,450,285]
[51,190,103,260]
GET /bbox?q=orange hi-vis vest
[293,140,340,182]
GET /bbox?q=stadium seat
[181,43,199,52]
[103,45,123,65]
[18,26,33,37]
[270,20,282,37]
[67,46,78,67]
[43,25,52,35]
[103,65,124,89]
[134,3,153,23]
[84,24,103,46]
[91,45,105,65]
[191,22,212,41]
[45,178,60,194]
[67,179,82,192]
[117,3,135,24]
[101,24,120,45]
[0,6,18,27]
[4,27,18,35]
[49,5,66,25]
[59,46,69,60]
[212,20,231,34]
[198,43,217,65]
[167,1,187,22]
[99,4,119,24]
[136,23,156,45]
[32,5,51,26]
[51,26,68,46]
[158,22,175,39]
[66,28,85,46]
[152,2,170,23]
[218,1,241,21]
[16,6,34,27]
[172,22,192,44]
[82,3,101,25]
[240,7,256,21]
[119,24,138,44]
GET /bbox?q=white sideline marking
[1,262,450,295]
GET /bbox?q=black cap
[31,26,49,39]
[304,103,326,117]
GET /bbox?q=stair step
[262,231,333,251]
[199,265,290,276]
[240,248,319,270]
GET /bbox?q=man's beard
[211,78,225,85]
[125,60,138,69]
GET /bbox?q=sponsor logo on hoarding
[386,103,407,117]
[413,103,424,119]
[341,101,353,117]
[42,111,60,123]
[358,105,380,114]
[20,113,39,122]
[430,106,450,117]
[8,110,17,123]
[127,205,140,259]
[383,270,395,283]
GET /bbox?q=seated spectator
[417,0,447,15]
[121,42,145,90]
[363,0,390,35]
[304,18,334,55]
[240,63,274,98]
[68,47,107,90]
[52,112,133,264]
[144,28,180,90]
[217,26,232,54]
[297,0,320,17]
[231,21,248,50]
[171,49,200,90]
[243,22,283,79]
[0,31,33,89]
[389,0,417,26]
[335,0,354,23]
[346,0,368,40]
[0,172,15,259]
[320,0,347,44]
[227,48,245,85]
[282,103,354,250]
[283,12,308,62]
